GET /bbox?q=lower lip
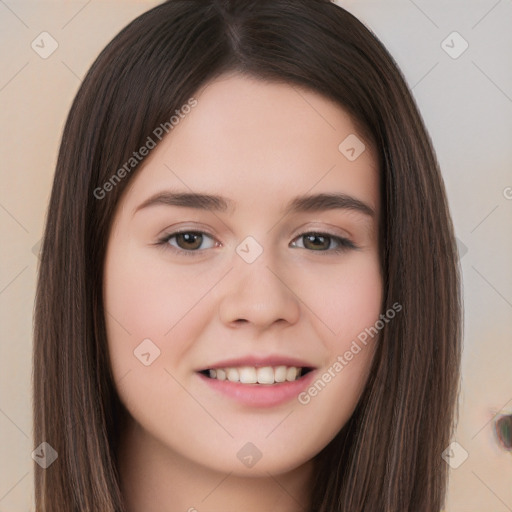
[197,370,317,408]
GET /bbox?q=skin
[104,72,383,512]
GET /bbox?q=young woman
[33,1,462,510]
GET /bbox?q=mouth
[195,356,318,407]
[198,365,314,385]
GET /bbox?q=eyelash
[155,229,358,256]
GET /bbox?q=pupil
[177,232,202,250]
[305,234,329,250]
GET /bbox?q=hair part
[33,1,462,510]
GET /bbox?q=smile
[200,365,313,384]
[197,364,317,408]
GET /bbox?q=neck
[117,416,314,512]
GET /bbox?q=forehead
[120,73,379,220]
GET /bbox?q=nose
[218,248,301,331]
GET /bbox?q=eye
[157,230,218,254]
[156,229,357,256]
[290,232,357,253]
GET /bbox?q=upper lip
[197,355,317,372]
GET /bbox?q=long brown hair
[33,1,462,510]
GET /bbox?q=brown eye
[302,234,330,250]
[290,232,357,252]
[159,231,217,253]
[175,232,203,250]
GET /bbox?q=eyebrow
[133,191,375,218]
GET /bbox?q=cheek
[291,252,383,340]
[288,271,382,460]
[103,241,227,377]
[103,247,171,357]
[267,253,382,445]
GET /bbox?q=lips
[197,362,317,408]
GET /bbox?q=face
[104,73,383,477]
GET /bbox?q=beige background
[0,1,511,510]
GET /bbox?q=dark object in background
[495,414,512,450]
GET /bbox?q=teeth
[257,366,274,384]
[274,365,287,383]
[286,366,298,381]
[226,368,239,382]
[239,366,257,384]
[206,365,304,384]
